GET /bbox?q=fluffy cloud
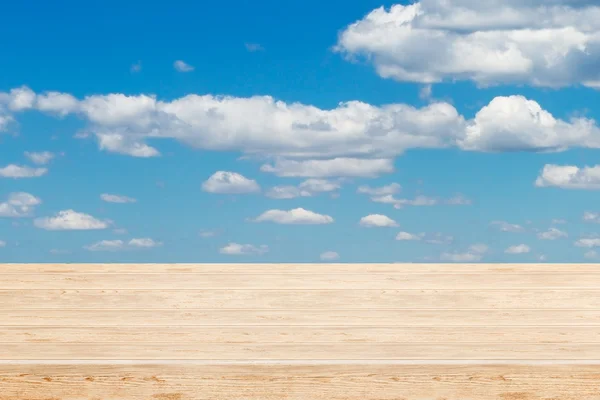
[505,244,531,254]
[359,214,398,227]
[219,242,268,255]
[336,1,600,88]
[441,244,489,262]
[583,211,600,223]
[0,192,41,218]
[395,231,422,241]
[34,210,110,230]
[357,183,401,196]
[24,151,54,165]
[253,208,334,224]
[261,158,395,178]
[320,251,340,261]
[395,231,452,244]
[537,227,568,240]
[0,164,47,178]
[0,240,6,248]
[370,194,438,209]
[575,237,600,248]
[536,164,600,189]
[84,238,162,251]
[490,220,525,232]
[202,171,260,194]
[174,60,194,72]
[3,87,600,159]
[446,194,472,205]
[100,194,137,203]
[266,179,341,199]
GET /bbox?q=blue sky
[2,0,600,262]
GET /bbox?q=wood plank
[4,326,600,344]
[1,364,599,399]
[4,273,600,289]
[3,309,600,326]
[4,342,600,359]
[5,289,600,309]
[4,263,600,273]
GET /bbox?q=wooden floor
[2,263,600,399]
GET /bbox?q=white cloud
[0,240,5,248]
[585,250,600,259]
[100,194,137,203]
[84,237,162,251]
[552,218,567,224]
[335,1,600,88]
[34,210,110,230]
[84,240,125,252]
[174,60,194,72]
[575,237,600,248]
[253,208,334,224]
[505,244,531,254]
[266,179,341,199]
[371,194,438,209]
[395,231,423,241]
[583,211,600,223]
[441,244,489,262]
[446,194,472,205]
[202,171,260,194]
[199,230,217,238]
[219,242,268,255]
[24,151,54,165]
[131,61,142,73]
[536,164,600,189]
[490,220,525,232]
[320,251,340,261]
[128,238,162,248]
[5,87,600,158]
[0,164,47,178]
[0,192,41,218]
[359,214,398,227]
[537,227,568,240]
[261,158,395,178]
[357,183,401,196]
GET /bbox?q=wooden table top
[2,263,599,399]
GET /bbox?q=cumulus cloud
[100,194,137,203]
[357,183,401,196]
[359,214,398,227]
[202,171,260,194]
[505,244,531,254]
[253,208,334,224]
[24,151,54,165]
[575,237,600,248]
[490,220,525,232]
[441,243,489,262]
[446,194,472,205]
[537,227,568,240]
[320,251,340,261]
[34,210,110,230]
[84,238,161,251]
[583,211,600,223]
[3,87,600,159]
[266,179,341,199]
[336,1,600,88]
[0,164,47,178]
[219,242,268,255]
[174,60,194,72]
[371,194,438,209]
[536,164,600,189]
[0,192,41,218]
[261,158,395,178]
[0,240,6,247]
[395,231,423,241]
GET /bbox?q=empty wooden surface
[2,263,600,399]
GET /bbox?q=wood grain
[1,364,600,400]
[2,263,599,399]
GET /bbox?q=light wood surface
[2,263,600,399]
